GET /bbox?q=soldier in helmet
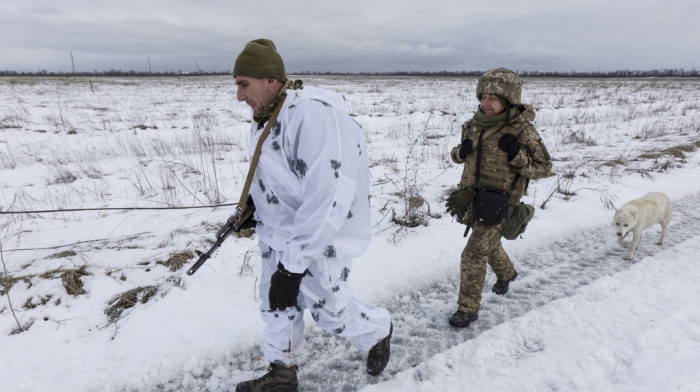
[445,68,552,328]
[231,39,392,392]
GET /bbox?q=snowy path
[153,192,700,392]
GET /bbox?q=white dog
[613,192,672,260]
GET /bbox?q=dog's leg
[658,207,672,245]
[623,230,642,260]
[657,221,668,245]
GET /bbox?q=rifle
[186,201,255,276]
[187,96,285,276]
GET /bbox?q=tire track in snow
[153,192,700,392]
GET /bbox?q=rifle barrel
[186,206,253,276]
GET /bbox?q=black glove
[269,263,305,311]
[238,194,257,230]
[445,187,476,222]
[458,139,473,159]
[498,134,520,161]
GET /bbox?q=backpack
[502,202,535,240]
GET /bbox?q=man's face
[480,93,505,116]
[235,76,276,112]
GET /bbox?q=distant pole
[70,51,75,75]
[196,61,200,75]
[147,57,152,76]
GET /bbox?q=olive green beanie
[233,39,287,82]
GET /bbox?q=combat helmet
[476,68,523,106]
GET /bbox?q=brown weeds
[105,286,158,322]
[60,265,90,296]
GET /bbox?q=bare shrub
[540,175,616,210]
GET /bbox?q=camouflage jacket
[451,105,552,204]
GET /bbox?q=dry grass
[48,250,77,259]
[159,250,194,272]
[60,265,90,296]
[105,286,158,322]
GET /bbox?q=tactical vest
[458,120,531,204]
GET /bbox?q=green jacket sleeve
[508,125,553,180]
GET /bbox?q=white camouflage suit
[247,86,391,367]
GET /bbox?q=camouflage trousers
[457,223,516,314]
[257,239,391,367]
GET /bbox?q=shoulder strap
[234,97,286,220]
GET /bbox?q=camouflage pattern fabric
[450,105,552,205]
[476,68,523,105]
[457,222,516,313]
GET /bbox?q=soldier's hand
[445,187,476,222]
[498,134,520,161]
[269,263,305,311]
[459,139,473,159]
[232,194,257,231]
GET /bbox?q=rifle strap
[236,96,287,214]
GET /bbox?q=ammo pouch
[473,186,509,226]
[502,202,535,240]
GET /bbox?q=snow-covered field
[1,75,699,392]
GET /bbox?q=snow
[361,237,700,392]
[1,75,699,392]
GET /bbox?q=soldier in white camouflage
[445,68,552,328]
[232,39,392,392]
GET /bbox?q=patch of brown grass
[60,265,90,296]
[601,158,626,167]
[105,286,158,322]
[48,250,77,259]
[159,250,194,272]
[236,228,256,238]
[1,274,32,296]
[23,294,53,310]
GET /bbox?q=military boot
[235,363,298,392]
[448,310,478,328]
[492,270,518,295]
[366,323,393,376]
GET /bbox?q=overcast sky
[1,0,698,73]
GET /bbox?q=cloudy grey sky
[1,0,698,73]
